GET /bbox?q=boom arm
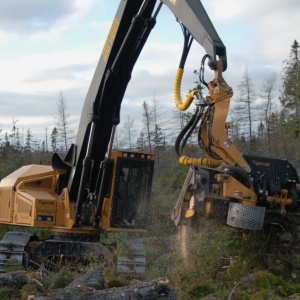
[53,0,229,226]
[163,0,226,71]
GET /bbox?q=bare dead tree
[142,100,153,152]
[259,74,277,156]
[53,91,74,153]
[121,115,137,151]
[234,67,257,152]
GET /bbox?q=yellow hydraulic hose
[174,68,198,111]
[174,67,222,167]
[179,155,222,167]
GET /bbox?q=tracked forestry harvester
[1,0,299,276]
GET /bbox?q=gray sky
[0,0,299,144]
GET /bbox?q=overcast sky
[0,0,299,145]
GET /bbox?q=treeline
[0,91,74,180]
[229,40,300,171]
[1,40,300,180]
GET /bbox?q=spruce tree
[51,127,59,152]
[280,40,300,163]
[25,129,33,151]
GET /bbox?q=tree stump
[0,271,44,292]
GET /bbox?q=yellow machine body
[0,151,155,235]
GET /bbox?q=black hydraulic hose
[175,109,199,157]
[94,160,104,199]
[199,54,210,88]
[94,160,112,227]
[200,106,220,160]
[224,164,251,188]
[179,107,202,154]
[74,156,94,225]
[198,114,204,149]
[206,107,217,159]
[179,23,193,69]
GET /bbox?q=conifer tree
[15,128,22,151]
[25,129,33,151]
[136,131,146,151]
[280,40,300,162]
[51,127,59,152]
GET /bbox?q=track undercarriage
[0,231,146,278]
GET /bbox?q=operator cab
[102,151,155,231]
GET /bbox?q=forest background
[1,40,300,178]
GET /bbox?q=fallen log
[0,271,44,292]
[67,266,104,290]
[30,277,174,300]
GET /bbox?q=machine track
[0,231,35,273]
[0,231,146,278]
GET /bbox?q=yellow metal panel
[14,189,57,226]
[0,189,12,222]
[0,165,54,188]
[18,190,56,202]
[15,194,33,225]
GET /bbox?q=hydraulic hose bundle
[174,23,221,167]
